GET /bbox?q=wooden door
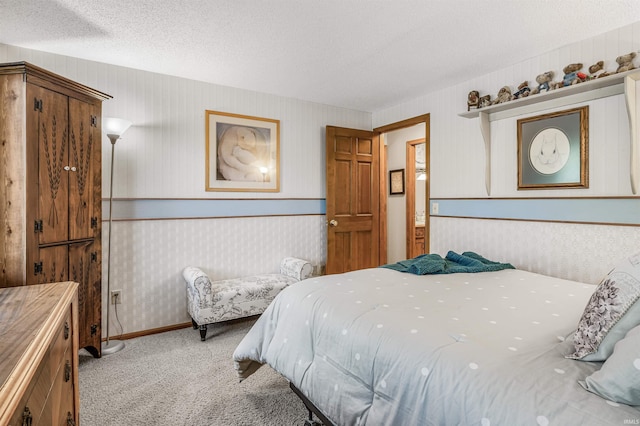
[326,126,380,274]
[32,85,70,245]
[68,98,98,240]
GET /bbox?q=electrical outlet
[111,290,122,305]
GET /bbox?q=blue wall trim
[430,198,640,226]
[102,199,326,220]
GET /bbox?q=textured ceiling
[1,0,640,112]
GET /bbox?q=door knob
[329,219,338,227]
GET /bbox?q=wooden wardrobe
[0,62,111,358]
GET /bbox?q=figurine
[492,86,512,104]
[511,81,531,100]
[478,94,492,108]
[588,61,610,79]
[560,63,585,87]
[531,71,554,94]
[467,90,480,111]
[616,52,637,73]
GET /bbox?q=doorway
[375,114,430,264]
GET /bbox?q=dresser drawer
[48,308,74,384]
[415,227,425,238]
[41,347,75,426]
[8,351,52,426]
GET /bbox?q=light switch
[432,202,439,214]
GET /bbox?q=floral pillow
[580,324,640,405]
[568,252,640,361]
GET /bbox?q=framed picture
[517,106,588,190]
[206,110,280,192]
[389,169,405,195]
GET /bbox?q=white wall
[374,21,640,281]
[0,43,371,336]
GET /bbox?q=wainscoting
[430,216,640,284]
[102,215,326,337]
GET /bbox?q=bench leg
[191,318,198,330]
[199,324,207,341]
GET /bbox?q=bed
[233,252,640,425]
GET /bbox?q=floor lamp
[102,117,132,355]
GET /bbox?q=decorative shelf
[458,69,640,195]
[459,69,640,121]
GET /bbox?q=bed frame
[289,382,335,426]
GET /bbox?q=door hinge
[33,98,43,112]
[90,324,98,336]
[34,220,43,233]
[90,115,97,127]
[91,217,98,228]
[34,262,43,275]
[91,252,98,262]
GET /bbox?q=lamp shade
[103,117,132,138]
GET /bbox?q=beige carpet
[78,318,308,425]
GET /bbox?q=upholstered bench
[182,257,312,341]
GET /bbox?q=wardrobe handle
[66,412,76,426]
[22,407,32,426]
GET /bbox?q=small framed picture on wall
[389,169,405,195]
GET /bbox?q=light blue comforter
[234,268,639,425]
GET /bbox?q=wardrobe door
[68,98,99,241]
[69,240,100,355]
[32,85,70,245]
[36,245,68,285]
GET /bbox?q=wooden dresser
[0,282,79,425]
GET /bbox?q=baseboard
[101,316,261,342]
[103,322,192,341]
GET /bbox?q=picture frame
[389,169,405,195]
[517,106,588,190]
[205,110,280,192]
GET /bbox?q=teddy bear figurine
[530,71,554,94]
[559,63,586,87]
[492,86,512,104]
[467,90,480,111]
[588,61,610,79]
[616,52,637,73]
[478,94,492,108]
[511,81,531,100]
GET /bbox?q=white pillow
[568,252,640,361]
